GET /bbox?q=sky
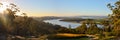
[1,0,117,17]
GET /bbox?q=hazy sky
[3,0,117,17]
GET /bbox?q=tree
[107,0,120,36]
[57,27,71,33]
[0,2,19,33]
[101,20,112,32]
[76,21,87,34]
[87,21,99,34]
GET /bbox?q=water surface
[44,19,103,28]
[44,19,81,28]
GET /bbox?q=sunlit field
[0,0,120,40]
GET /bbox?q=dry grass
[55,33,86,37]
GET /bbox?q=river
[44,19,103,28]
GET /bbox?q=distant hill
[32,16,60,21]
[33,16,107,20]
[60,16,108,19]
[75,16,108,19]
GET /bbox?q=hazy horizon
[1,0,117,17]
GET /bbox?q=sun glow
[0,2,9,14]
[0,2,26,16]
[0,1,27,28]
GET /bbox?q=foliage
[0,3,64,37]
[76,22,87,34]
[107,0,120,36]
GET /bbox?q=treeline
[0,14,66,37]
[60,18,104,24]
[60,18,86,23]
[33,16,60,21]
[12,17,55,36]
[57,20,104,34]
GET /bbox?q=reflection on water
[44,19,103,28]
[44,19,81,28]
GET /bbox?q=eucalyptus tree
[107,0,120,36]
[76,21,87,34]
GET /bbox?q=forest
[0,0,120,40]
